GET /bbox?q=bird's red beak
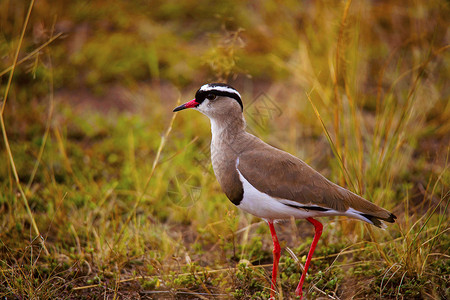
[173,99,199,112]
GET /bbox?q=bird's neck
[210,114,246,140]
[209,113,247,166]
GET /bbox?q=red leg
[295,217,323,299]
[268,221,281,299]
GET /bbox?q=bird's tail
[356,210,397,228]
[339,187,397,228]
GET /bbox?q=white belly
[236,169,320,221]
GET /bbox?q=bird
[173,83,396,299]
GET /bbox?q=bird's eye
[206,94,216,100]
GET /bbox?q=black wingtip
[385,213,397,223]
[361,214,384,228]
[360,212,397,228]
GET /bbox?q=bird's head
[173,83,243,118]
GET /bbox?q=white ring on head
[200,84,241,100]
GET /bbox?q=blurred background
[1,0,449,299]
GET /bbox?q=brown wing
[237,141,394,221]
[237,146,347,211]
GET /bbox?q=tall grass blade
[0,0,48,255]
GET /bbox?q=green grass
[1,0,449,299]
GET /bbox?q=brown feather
[236,134,394,221]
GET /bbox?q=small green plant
[233,261,270,299]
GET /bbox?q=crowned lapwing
[173,83,396,299]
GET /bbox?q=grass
[1,0,449,299]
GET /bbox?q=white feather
[200,84,241,99]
